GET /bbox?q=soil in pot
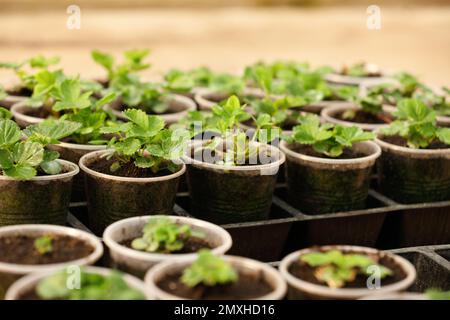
[7,87,32,97]
[89,157,175,178]
[334,110,393,125]
[377,135,450,203]
[288,252,407,289]
[157,270,273,299]
[0,235,94,265]
[289,144,365,160]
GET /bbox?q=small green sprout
[181,250,238,287]
[285,114,375,157]
[380,98,450,148]
[131,217,204,253]
[300,250,392,289]
[36,269,145,300]
[425,289,450,300]
[34,235,53,255]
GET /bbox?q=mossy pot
[5,266,149,300]
[279,140,381,214]
[103,215,233,278]
[106,93,196,125]
[182,140,285,224]
[0,224,103,299]
[48,142,106,202]
[79,150,185,235]
[375,134,450,203]
[0,159,78,226]
[144,255,287,300]
[279,245,416,300]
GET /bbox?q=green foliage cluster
[131,217,203,253]
[286,114,375,157]
[0,119,80,180]
[34,235,53,255]
[181,250,238,287]
[380,99,450,149]
[300,250,392,288]
[36,269,145,300]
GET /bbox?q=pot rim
[79,149,186,182]
[52,141,108,152]
[182,140,285,171]
[10,101,44,125]
[320,104,392,131]
[108,93,196,120]
[0,224,103,275]
[279,245,416,299]
[4,266,149,300]
[144,255,287,300]
[0,159,79,181]
[194,87,265,110]
[103,215,233,262]
[374,130,450,156]
[325,73,388,86]
[279,140,381,165]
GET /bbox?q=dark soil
[17,288,42,300]
[157,270,274,299]
[381,135,450,150]
[336,110,392,124]
[0,235,94,265]
[23,106,52,119]
[120,236,212,254]
[7,87,32,97]
[190,146,269,166]
[89,157,178,178]
[289,143,366,159]
[288,249,407,289]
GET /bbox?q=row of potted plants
[0,218,422,300]
[1,94,449,231]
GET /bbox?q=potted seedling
[103,215,232,278]
[375,98,450,203]
[321,90,395,131]
[0,55,61,109]
[279,114,381,214]
[5,266,148,300]
[11,78,118,201]
[182,95,285,224]
[163,66,215,99]
[92,49,196,124]
[145,250,286,300]
[279,245,416,300]
[79,109,188,234]
[0,224,103,299]
[0,119,80,225]
[325,62,387,86]
[193,69,260,110]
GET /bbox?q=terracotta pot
[0,159,78,226]
[0,224,103,299]
[279,140,381,214]
[79,150,185,235]
[144,255,287,300]
[279,245,416,300]
[103,215,232,278]
[5,266,149,300]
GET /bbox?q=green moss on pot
[0,160,78,226]
[280,141,381,215]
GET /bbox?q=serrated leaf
[4,165,37,180]
[0,119,21,148]
[0,149,12,169]
[437,128,450,145]
[12,141,44,167]
[40,160,62,175]
[23,119,81,145]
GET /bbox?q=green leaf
[12,141,44,167]
[0,119,21,148]
[40,160,62,175]
[24,119,81,145]
[0,149,13,169]
[52,78,92,112]
[437,128,450,146]
[91,50,114,73]
[0,107,12,120]
[4,165,37,180]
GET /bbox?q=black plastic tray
[68,181,450,262]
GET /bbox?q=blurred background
[0,0,449,85]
